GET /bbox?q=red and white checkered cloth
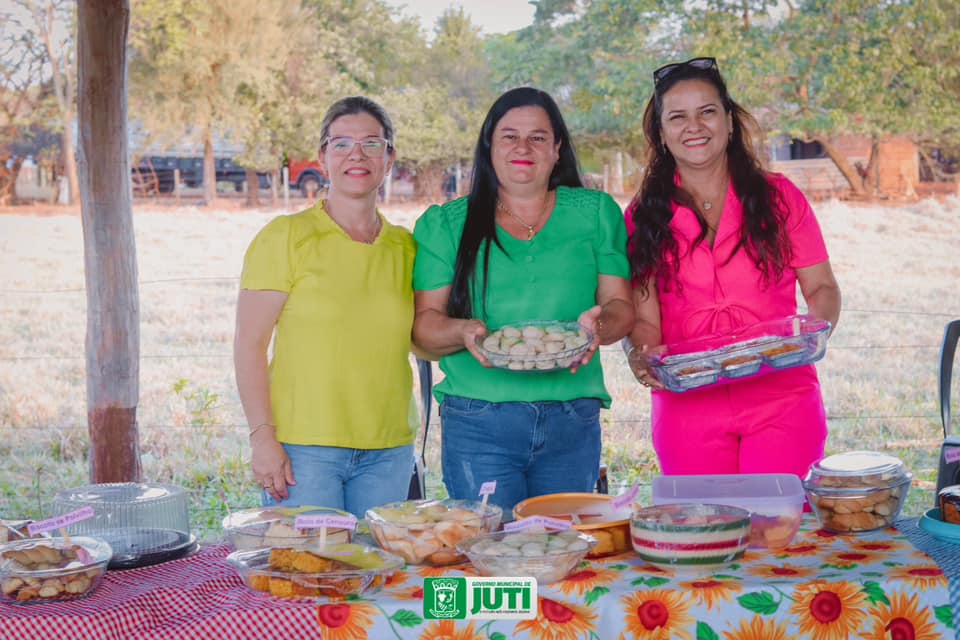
[0,545,322,640]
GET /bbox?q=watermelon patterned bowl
[630,503,751,569]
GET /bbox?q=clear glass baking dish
[639,314,831,393]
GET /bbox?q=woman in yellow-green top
[234,96,417,518]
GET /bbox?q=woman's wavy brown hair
[627,62,791,296]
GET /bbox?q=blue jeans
[440,395,602,519]
[263,443,414,519]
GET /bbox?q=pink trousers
[651,367,827,479]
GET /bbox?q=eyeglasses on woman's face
[322,136,391,157]
[653,57,718,86]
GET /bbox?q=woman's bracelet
[248,423,276,439]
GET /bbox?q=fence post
[173,168,180,203]
[282,167,289,209]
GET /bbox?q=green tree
[20,0,78,204]
[0,4,54,204]
[682,0,960,196]
[384,8,491,201]
[129,0,309,204]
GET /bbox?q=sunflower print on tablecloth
[514,597,598,640]
[316,601,378,640]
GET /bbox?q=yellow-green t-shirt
[240,201,417,448]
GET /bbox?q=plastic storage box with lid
[640,314,831,393]
[52,482,196,569]
[803,451,912,533]
[652,474,805,549]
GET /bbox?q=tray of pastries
[639,314,831,393]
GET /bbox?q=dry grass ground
[1,194,958,538]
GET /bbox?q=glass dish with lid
[52,482,196,569]
[803,452,912,533]
[222,506,354,550]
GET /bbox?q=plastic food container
[366,499,502,565]
[642,314,831,393]
[631,504,751,569]
[652,474,805,549]
[475,321,593,372]
[939,485,960,525]
[0,536,112,604]
[803,452,912,533]
[227,542,403,599]
[513,493,632,557]
[52,482,195,569]
[0,520,35,543]
[457,529,596,584]
[222,506,353,550]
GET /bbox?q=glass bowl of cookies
[803,451,911,533]
[0,536,113,605]
[475,321,593,372]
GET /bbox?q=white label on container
[479,481,497,496]
[294,514,357,531]
[28,507,95,536]
[611,483,640,510]
[503,516,572,532]
[946,447,960,464]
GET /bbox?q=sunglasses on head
[653,57,718,86]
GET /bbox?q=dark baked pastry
[939,485,960,525]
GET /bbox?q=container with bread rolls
[0,536,112,604]
[803,452,912,533]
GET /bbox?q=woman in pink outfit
[625,57,841,478]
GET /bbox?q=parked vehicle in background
[131,156,201,194]
[131,155,269,195]
[287,158,327,197]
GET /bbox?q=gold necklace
[497,196,552,240]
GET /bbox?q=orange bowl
[513,493,632,557]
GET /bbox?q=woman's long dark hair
[627,63,790,295]
[447,87,583,319]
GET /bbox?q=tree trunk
[62,123,80,206]
[244,169,260,206]
[77,0,141,483]
[414,162,445,202]
[203,133,216,205]
[0,155,24,205]
[814,136,868,198]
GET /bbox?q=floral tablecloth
[1,515,956,640]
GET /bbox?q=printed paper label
[945,446,960,464]
[28,507,95,536]
[504,516,572,532]
[478,481,497,496]
[611,483,640,510]
[294,514,357,531]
